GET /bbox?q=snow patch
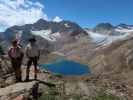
[86,29,131,46]
[115,28,133,33]
[64,23,70,28]
[31,30,61,42]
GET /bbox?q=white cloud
[0,0,48,31]
[53,16,63,22]
[16,0,25,6]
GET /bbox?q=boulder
[0,81,38,100]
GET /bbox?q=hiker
[8,40,24,82]
[25,37,40,81]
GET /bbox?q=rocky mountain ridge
[92,23,133,35]
[1,21,133,99]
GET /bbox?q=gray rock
[0,81,38,100]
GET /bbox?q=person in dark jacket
[8,40,24,82]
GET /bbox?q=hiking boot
[24,78,29,82]
[34,74,37,80]
[25,76,29,82]
[15,77,22,83]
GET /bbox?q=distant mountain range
[1,19,133,51]
[1,19,88,51]
[92,23,133,35]
[3,19,133,42]
[85,23,133,47]
[4,19,87,42]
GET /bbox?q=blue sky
[39,0,133,28]
[0,0,133,31]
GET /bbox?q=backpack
[8,46,24,59]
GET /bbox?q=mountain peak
[35,19,48,24]
[93,23,114,34]
[117,23,133,29]
[95,23,114,29]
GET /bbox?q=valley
[0,20,133,100]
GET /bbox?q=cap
[28,37,36,42]
[11,39,18,44]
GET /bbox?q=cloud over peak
[53,16,63,22]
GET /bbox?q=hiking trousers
[26,57,38,80]
[11,58,22,82]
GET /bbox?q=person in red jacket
[8,40,24,82]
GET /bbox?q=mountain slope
[4,19,87,42]
[3,19,88,51]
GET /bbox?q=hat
[28,37,36,42]
[11,39,18,44]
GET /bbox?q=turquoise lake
[40,59,91,76]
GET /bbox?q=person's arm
[38,49,40,60]
[25,46,29,58]
[37,45,40,60]
[20,47,24,60]
[8,48,12,59]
